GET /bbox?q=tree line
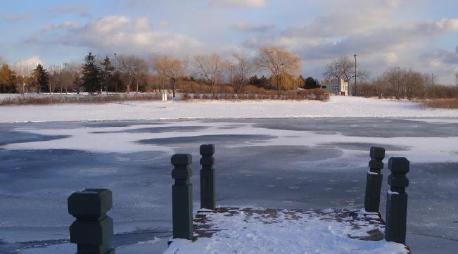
[322,56,458,99]
[0,47,323,96]
[357,68,458,99]
[2,50,457,99]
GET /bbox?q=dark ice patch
[211,145,345,187]
[137,134,274,145]
[250,118,458,138]
[322,142,409,151]
[224,145,342,163]
[92,126,207,134]
[0,149,169,185]
[217,124,248,130]
[83,120,166,128]
[0,130,69,146]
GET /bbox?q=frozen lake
[0,118,457,254]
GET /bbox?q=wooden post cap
[200,144,215,155]
[171,154,192,166]
[370,147,385,160]
[388,157,410,175]
[68,189,112,220]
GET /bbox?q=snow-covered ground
[1,96,458,123]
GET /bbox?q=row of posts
[364,147,410,244]
[66,145,409,254]
[67,144,215,253]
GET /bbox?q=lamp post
[354,54,357,96]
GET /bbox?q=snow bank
[0,96,457,123]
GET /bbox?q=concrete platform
[164,207,411,254]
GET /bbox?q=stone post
[385,157,410,244]
[68,189,115,254]
[364,147,385,213]
[200,144,216,210]
[171,154,193,240]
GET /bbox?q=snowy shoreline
[1,96,458,123]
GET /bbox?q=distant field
[0,96,457,123]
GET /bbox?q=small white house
[161,90,168,101]
[325,79,349,96]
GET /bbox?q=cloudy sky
[1,0,457,83]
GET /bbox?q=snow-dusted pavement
[165,208,408,254]
[0,97,457,254]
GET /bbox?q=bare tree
[61,63,80,93]
[118,55,148,93]
[323,56,355,82]
[194,54,225,95]
[255,47,301,92]
[48,64,63,93]
[13,60,36,94]
[153,55,186,98]
[379,67,428,99]
[228,53,255,94]
[324,56,369,95]
[47,63,81,94]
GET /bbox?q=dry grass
[0,93,162,106]
[0,89,330,106]
[181,89,330,102]
[423,98,458,109]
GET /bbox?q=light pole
[354,54,357,96]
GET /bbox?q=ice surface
[0,97,457,253]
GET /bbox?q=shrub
[0,93,162,106]
[423,98,458,109]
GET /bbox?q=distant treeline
[1,50,457,100]
[357,67,458,99]
[0,48,321,96]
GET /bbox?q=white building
[324,79,349,96]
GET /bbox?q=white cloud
[34,16,202,56]
[435,18,458,30]
[384,52,399,64]
[232,22,275,33]
[18,0,458,84]
[241,12,458,83]
[209,0,266,8]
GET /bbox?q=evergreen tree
[100,56,114,92]
[304,77,320,89]
[248,75,269,89]
[81,52,101,93]
[32,64,49,93]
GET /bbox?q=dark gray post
[200,144,216,210]
[385,157,410,244]
[68,189,115,254]
[171,154,193,240]
[364,147,385,213]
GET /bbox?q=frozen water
[0,117,457,254]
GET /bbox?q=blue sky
[1,0,457,83]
